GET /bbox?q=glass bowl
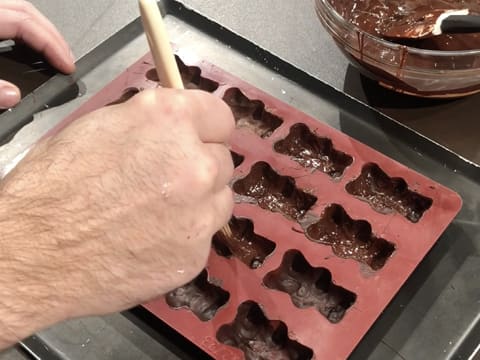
[315,0,480,98]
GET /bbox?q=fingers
[188,90,235,144]
[209,186,235,235]
[204,143,235,191]
[168,89,235,144]
[0,80,21,109]
[0,4,75,74]
[132,88,235,144]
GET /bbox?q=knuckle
[191,252,209,273]
[191,154,217,190]
[19,1,37,16]
[224,188,235,212]
[184,245,210,279]
[219,188,235,220]
[222,104,236,133]
[132,88,157,109]
[204,188,234,236]
[184,264,204,284]
[223,148,235,178]
[204,154,220,178]
[160,91,190,118]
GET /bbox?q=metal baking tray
[0,1,477,359]
[0,43,55,116]
[54,49,462,359]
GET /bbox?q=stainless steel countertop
[13,0,480,165]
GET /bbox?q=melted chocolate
[329,0,480,50]
[274,123,353,178]
[346,163,433,223]
[165,269,229,321]
[306,204,395,270]
[264,250,356,323]
[146,55,219,92]
[233,162,317,220]
[231,150,245,168]
[106,87,140,106]
[213,216,276,269]
[216,301,314,360]
[223,88,283,138]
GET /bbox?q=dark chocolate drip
[233,162,317,220]
[223,88,283,138]
[346,163,433,223]
[106,87,140,106]
[274,123,353,178]
[230,150,245,168]
[146,55,219,92]
[306,204,395,270]
[165,269,229,321]
[264,250,357,323]
[212,216,276,269]
[329,0,480,50]
[216,301,314,360]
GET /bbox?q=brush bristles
[221,225,233,238]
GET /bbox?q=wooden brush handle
[138,0,184,89]
[139,0,233,237]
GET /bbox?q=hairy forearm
[0,86,236,350]
[0,195,70,349]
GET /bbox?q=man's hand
[0,0,75,109]
[0,88,235,347]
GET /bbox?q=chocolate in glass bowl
[316,0,480,97]
[329,0,480,51]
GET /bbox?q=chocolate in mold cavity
[232,161,317,220]
[264,250,356,323]
[212,216,275,269]
[306,204,395,270]
[216,301,314,360]
[165,269,229,321]
[346,163,433,223]
[223,88,283,138]
[146,55,219,92]
[274,123,353,178]
[106,87,140,106]
[230,150,245,168]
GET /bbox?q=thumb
[0,80,21,109]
